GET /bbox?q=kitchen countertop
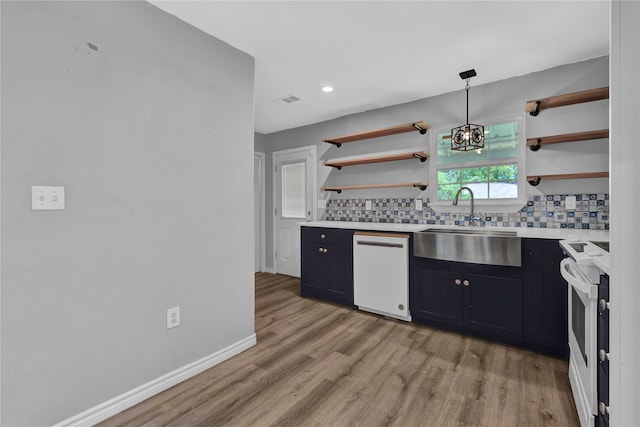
[302,221,428,233]
[302,221,610,241]
[304,220,611,282]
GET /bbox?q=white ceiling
[149,1,610,134]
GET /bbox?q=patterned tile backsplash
[323,194,609,230]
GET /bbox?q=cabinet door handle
[599,402,609,416]
[463,279,470,287]
[599,349,610,362]
[599,299,610,312]
[454,278,462,286]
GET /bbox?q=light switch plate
[565,195,577,210]
[32,186,65,210]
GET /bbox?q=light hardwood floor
[99,273,579,427]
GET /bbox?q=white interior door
[254,153,265,273]
[274,146,316,277]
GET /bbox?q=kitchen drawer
[302,227,354,245]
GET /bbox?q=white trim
[254,152,266,273]
[262,267,275,274]
[52,334,257,427]
[272,145,317,275]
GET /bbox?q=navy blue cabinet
[412,238,568,355]
[411,257,522,343]
[464,272,522,339]
[596,273,610,426]
[412,267,462,326]
[301,227,354,306]
[522,238,569,358]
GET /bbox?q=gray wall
[1,2,255,426]
[263,56,609,269]
[255,132,267,153]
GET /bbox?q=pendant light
[451,69,484,151]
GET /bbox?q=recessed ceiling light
[322,86,334,93]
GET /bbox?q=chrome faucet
[453,186,480,226]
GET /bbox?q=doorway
[273,146,316,277]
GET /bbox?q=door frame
[272,145,317,275]
[254,151,266,273]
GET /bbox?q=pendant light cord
[465,79,470,125]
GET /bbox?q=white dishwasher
[353,231,411,322]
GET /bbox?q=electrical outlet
[167,307,180,329]
[565,195,577,210]
[365,200,372,210]
[415,198,423,211]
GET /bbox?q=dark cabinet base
[301,227,354,307]
[465,272,522,340]
[412,267,462,326]
[411,257,523,347]
[522,239,569,358]
[411,238,568,359]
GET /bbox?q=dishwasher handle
[356,240,404,249]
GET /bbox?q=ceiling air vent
[272,94,301,106]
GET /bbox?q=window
[433,117,523,206]
[281,162,307,218]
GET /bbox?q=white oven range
[559,238,609,427]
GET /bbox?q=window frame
[281,161,308,219]
[428,114,526,213]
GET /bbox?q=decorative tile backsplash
[323,194,609,230]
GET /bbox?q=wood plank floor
[98,273,579,427]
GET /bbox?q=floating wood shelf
[527,129,609,151]
[323,151,429,169]
[526,172,609,186]
[526,87,609,116]
[321,182,428,193]
[323,121,430,147]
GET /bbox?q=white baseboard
[262,267,275,274]
[53,334,256,427]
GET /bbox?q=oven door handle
[560,258,598,299]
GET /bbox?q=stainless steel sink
[420,227,518,237]
[414,228,521,266]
